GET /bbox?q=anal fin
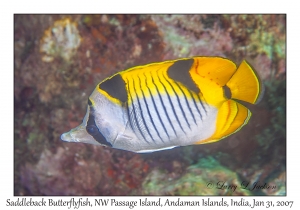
[195,100,251,144]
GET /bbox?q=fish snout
[60,124,103,145]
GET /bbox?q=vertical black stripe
[188,90,202,120]
[175,82,193,129]
[160,72,186,135]
[195,93,207,114]
[171,82,191,129]
[127,78,149,144]
[144,73,169,141]
[132,77,154,144]
[163,74,189,131]
[151,71,177,137]
[185,89,197,125]
[138,75,162,143]
[126,94,136,132]
[126,104,134,130]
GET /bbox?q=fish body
[61,57,263,153]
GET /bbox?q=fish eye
[86,125,98,135]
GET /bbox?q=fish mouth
[61,124,86,143]
[61,131,81,143]
[60,124,102,145]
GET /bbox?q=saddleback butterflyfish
[61,57,263,153]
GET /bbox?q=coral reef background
[14,14,286,195]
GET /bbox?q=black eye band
[86,106,112,147]
[86,125,98,135]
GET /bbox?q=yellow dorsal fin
[189,57,237,107]
[226,60,263,104]
[190,57,237,87]
[195,100,251,144]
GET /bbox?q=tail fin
[226,60,264,104]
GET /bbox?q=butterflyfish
[61,57,263,153]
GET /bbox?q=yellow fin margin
[226,60,262,104]
[196,100,251,144]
